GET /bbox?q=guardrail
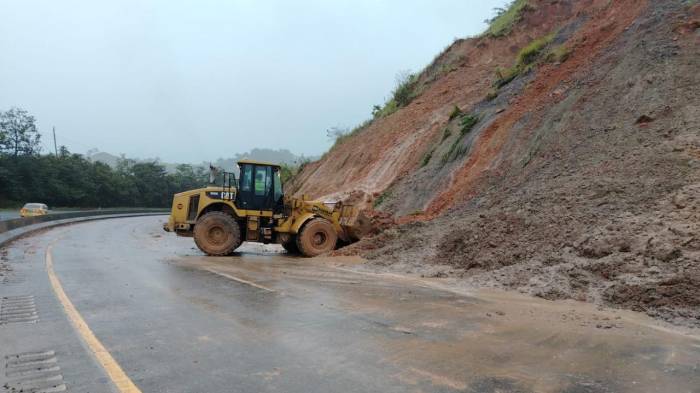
[0,209,168,234]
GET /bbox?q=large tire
[296,218,338,257]
[193,212,242,256]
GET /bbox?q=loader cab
[235,160,284,212]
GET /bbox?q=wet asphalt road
[1,216,699,393]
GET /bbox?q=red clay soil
[291,0,605,207]
[425,0,648,215]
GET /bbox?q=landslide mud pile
[295,0,700,327]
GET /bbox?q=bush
[392,72,419,107]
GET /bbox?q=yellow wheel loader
[163,159,370,257]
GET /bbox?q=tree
[169,164,206,192]
[131,162,169,207]
[0,107,41,157]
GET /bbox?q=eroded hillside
[292,0,700,326]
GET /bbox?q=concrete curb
[0,211,168,249]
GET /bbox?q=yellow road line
[205,268,275,292]
[46,244,142,393]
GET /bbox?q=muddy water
[171,242,700,393]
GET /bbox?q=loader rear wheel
[193,212,242,256]
[296,218,337,257]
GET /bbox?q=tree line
[0,107,208,208]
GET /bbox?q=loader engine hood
[164,186,237,233]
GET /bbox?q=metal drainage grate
[0,296,38,325]
[0,274,26,285]
[3,350,66,392]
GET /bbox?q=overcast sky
[0,0,509,163]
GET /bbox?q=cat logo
[206,191,235,200]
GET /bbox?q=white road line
[205,268,275,292]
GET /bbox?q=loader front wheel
[282,237,300,254]
[193,212,241,256]
[296,218,337,257]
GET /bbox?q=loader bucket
[339,206,372,242]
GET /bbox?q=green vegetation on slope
[441,113,479,164]
[484,0,532,38]
[373,72,420,119]
[494,31,557,88]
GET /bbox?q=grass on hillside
[485,0,532,38]
[372,72,420,119]
[441,114,479,164]
[494,31,557,88]
[545,45,572,63]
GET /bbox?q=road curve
[0,216,699,392]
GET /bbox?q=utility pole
[53,126,58,155]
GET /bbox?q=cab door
[236,164,275,211]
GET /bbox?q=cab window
[254,166,271,196]
[240,165,253,191]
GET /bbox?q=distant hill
[85,148,315,173]
[206,148,314,172]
